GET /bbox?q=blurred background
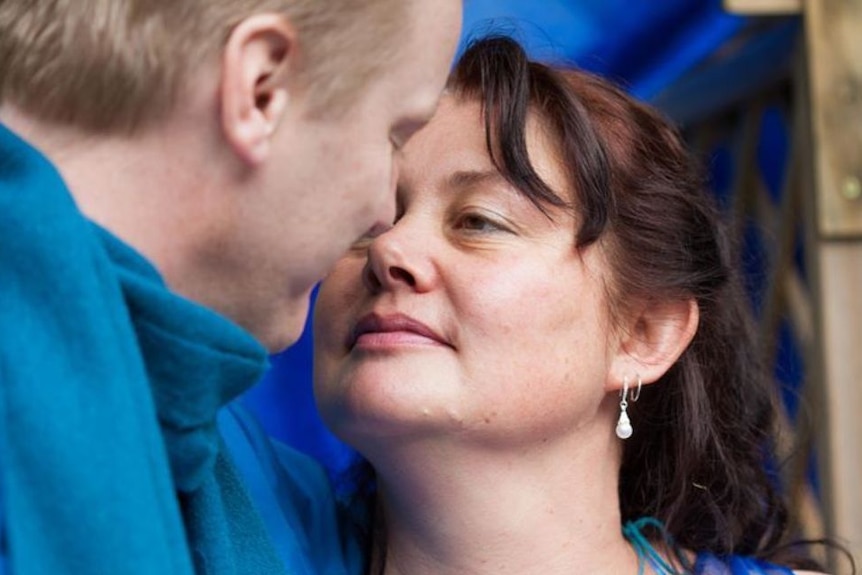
[241,1,862,572]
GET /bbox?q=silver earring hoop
[631,374,642,403]
[616,376,633,439]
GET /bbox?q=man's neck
[0,104,224,288]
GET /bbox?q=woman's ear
[219,13,297,167]
[607,297,699,391]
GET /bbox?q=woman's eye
[455,213,508,233]
[350,223,387,250]
[349,234,374,251]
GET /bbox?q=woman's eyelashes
[449,202,517,237]
[349,205,405,251]
[452,210,513,235]
[349,202,516,252]
[350,223,387,250]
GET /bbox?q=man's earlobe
[219,14,297,167]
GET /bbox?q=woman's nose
[362,220,435,294]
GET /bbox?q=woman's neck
[367,429,642,575]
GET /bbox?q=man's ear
[220,14,297,167]
[607,297,699,391]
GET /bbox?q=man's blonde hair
[0,0,406,134]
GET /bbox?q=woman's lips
[349,312,451,350]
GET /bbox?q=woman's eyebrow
[395,169,512,199]
[445,169,504,191]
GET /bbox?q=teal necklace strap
[622,517,680,575]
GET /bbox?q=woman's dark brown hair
[446,35,815,568]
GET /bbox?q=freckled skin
[314,96,621,454]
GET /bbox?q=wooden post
[802,0,862,571]
[724,0,801,15]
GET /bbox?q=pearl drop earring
[615,375,641,440]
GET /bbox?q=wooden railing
[664,2,862,571]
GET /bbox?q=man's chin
[260,297,312,353]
